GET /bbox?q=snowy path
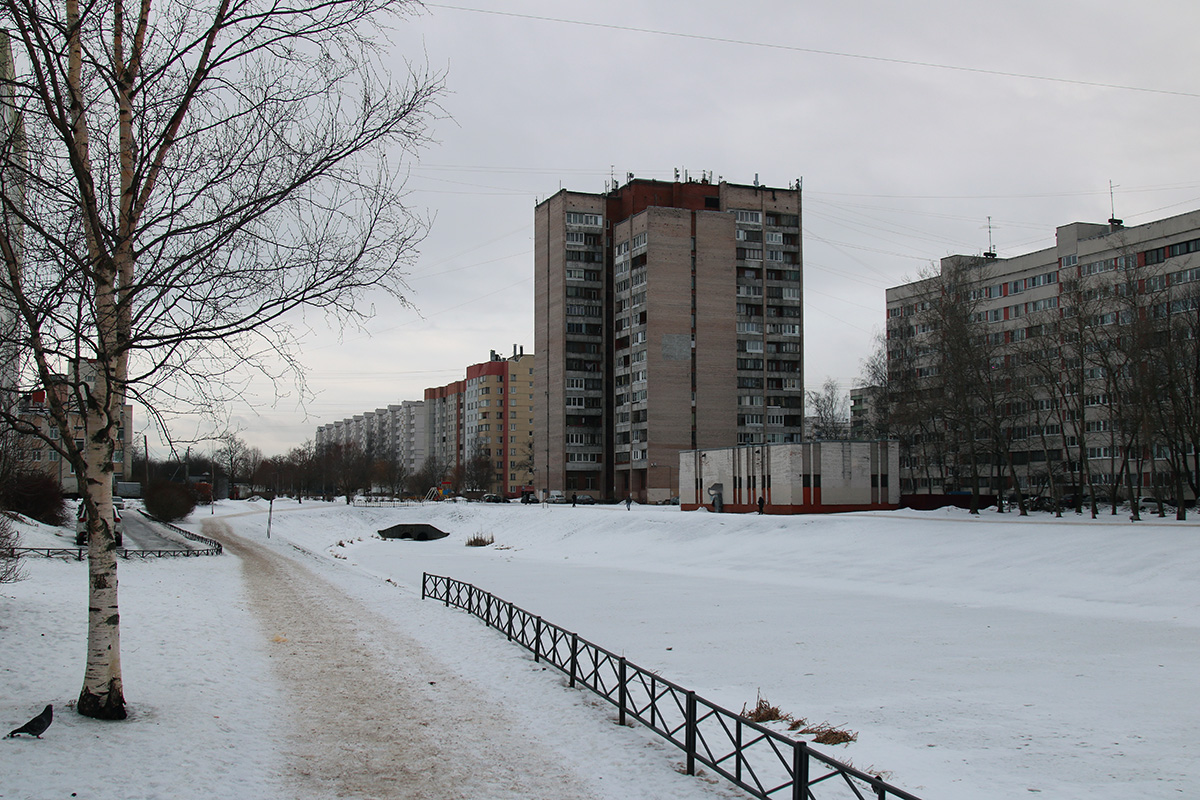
[204,519,603,800]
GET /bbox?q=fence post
[792,740,809,800]
[443,577,450,607]
[618,657,627,726]
[534,616,543,662]
[421,572,427,600]
[686,690,697,776]
[506,602,514,641]
[484,592,492,628]
[569,633,579,688]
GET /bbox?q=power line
[426,4,1200,100]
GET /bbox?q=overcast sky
[169,0,1200,459]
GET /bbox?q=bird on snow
[8,704,53,738]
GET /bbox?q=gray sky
[176,0,1200,458]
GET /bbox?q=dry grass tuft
[742,691,790,723]
[465,532,494,547]
[794,720,858,745]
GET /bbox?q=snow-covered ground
[3,500,1198,799]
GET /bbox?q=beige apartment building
[425,348,535,496]
[15,369,134,495]
[885,208,1200,505]
[535,176,804,503]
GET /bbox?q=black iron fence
[422,573,925,800]
[2,515,223,561]
[145,515,223,555]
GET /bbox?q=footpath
[204,519,602,800]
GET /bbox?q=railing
[422,573,925,800]
[0,515,223,561]
[143,514,223,555]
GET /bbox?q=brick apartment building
[425,348,535,496]
[535,176,804,503]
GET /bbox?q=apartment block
[535,176,804,503]
[885,208,1200,503]
[15,367,134,494]
[315,399,427,474]
[425,348,535,496]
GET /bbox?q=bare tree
[806,377,847,440]
[0,0,441,720]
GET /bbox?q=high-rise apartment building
[425,348,535,496]
[884,208,1200,504]
[535,177,804,503]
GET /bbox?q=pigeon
[8,704,53,738]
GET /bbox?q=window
[632,232,647,250]
[565,397,585,407]
[566,211,602,226]
[765,231,783,244]
[734,210,761,225]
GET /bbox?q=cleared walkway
[204,519,601,800]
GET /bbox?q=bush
[0,514,25,584]
[143,480,196,522]
[464,532,494,547]
[0,471,67,526]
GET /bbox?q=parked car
[573,494,597,505]
[481,493,507,503]
[547,490,567,504]
[76,504,123,547]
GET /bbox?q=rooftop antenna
[1108,180,1123,228]
[984,216,997,259]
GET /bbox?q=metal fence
[2,515,223,561]
[422,573,925,800]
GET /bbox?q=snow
[2,501,1198,799]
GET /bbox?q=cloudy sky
[185,0,1200,458]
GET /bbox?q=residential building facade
[885,208,1200,504]
[15,381,133,495]
[535,176,804,503]
[315,399,427,476]
[425,348,535,496]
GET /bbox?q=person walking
[757,496,765,515]
[625,495,632,510]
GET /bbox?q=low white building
[680,440,899,513]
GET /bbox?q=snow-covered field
[3,500,1197,799]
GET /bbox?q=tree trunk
[77,399,125,719]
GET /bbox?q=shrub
[0,514,25,584]
[0,470,67,526]
[465,532,494,547]
[143,480,196,522]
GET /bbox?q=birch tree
[0,0,441,720]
